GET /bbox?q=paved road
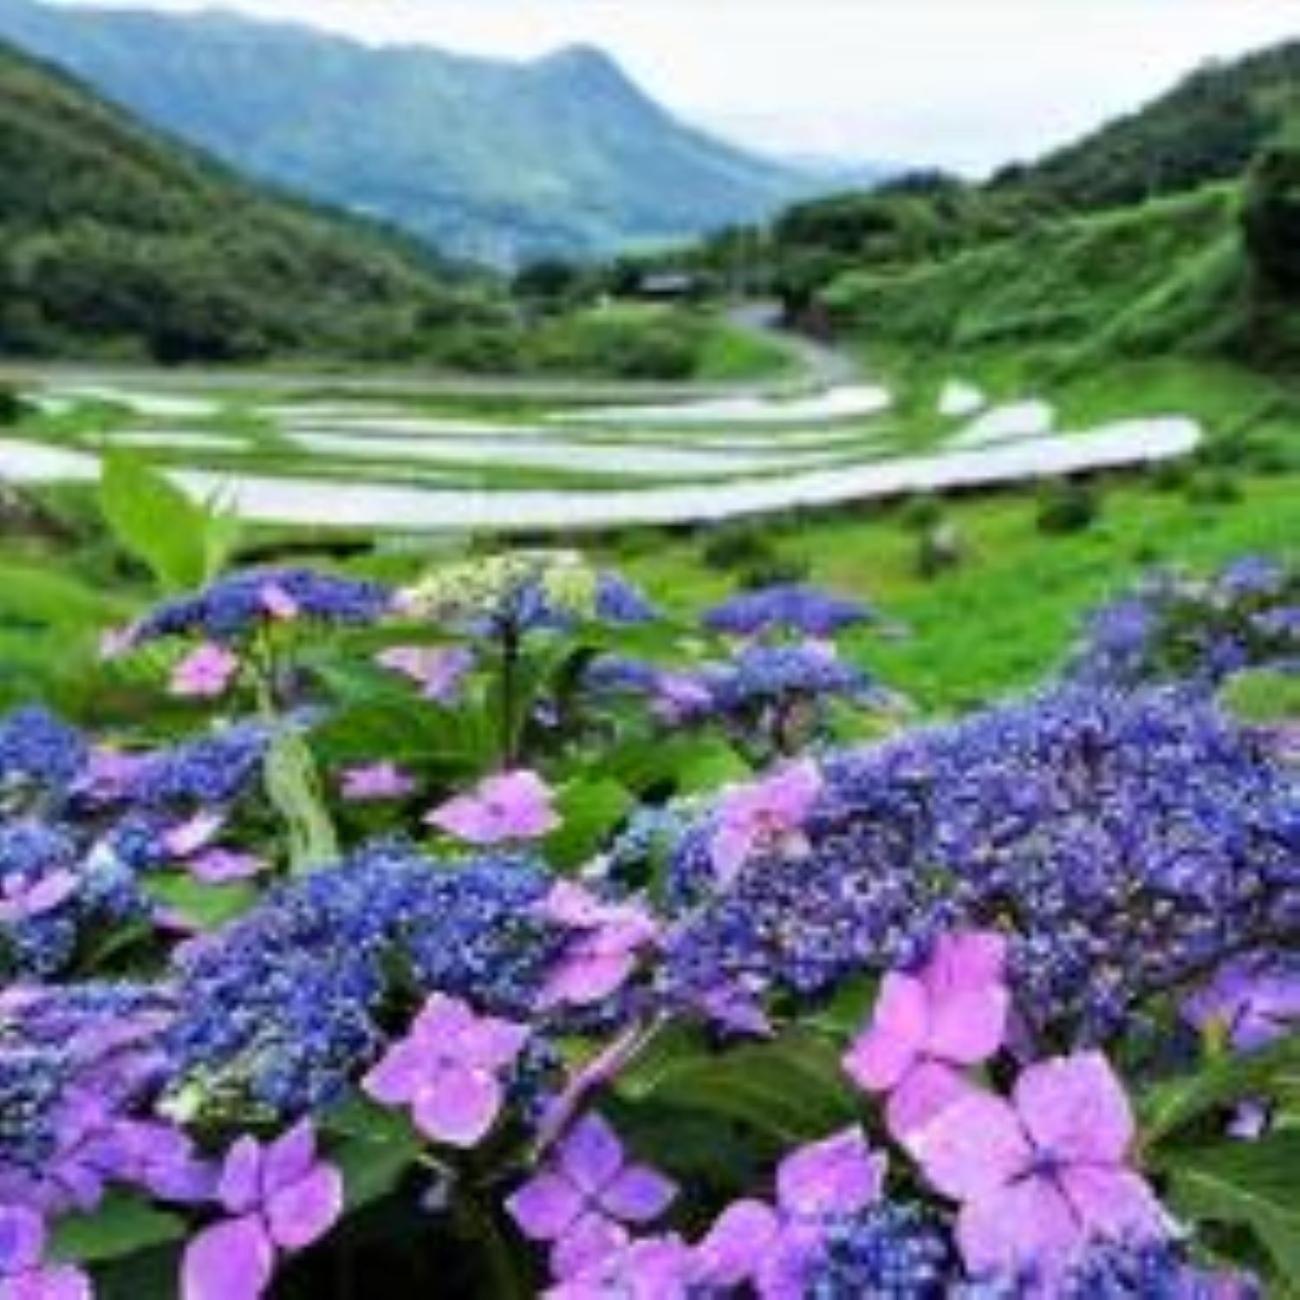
[725,302,861,390]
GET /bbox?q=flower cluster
[1068,555,1298,692]
[118,568,393,647]
[704,582,875,639]
[0,555,1289,1298]
[665,687,1298,1041]
[165,843,567,1114]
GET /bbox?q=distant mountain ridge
[0,0,826,264]
[0,39,507,362]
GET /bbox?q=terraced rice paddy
[0,365,1201,532]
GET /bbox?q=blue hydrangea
[0,707,87,798]
[710,644,873,714]
[123,722,271,809]
[1068,557,1298,692]
[128,567,393,645]
[805,1203,956,1298]
[704,583,874,638]
[166,842,567,1113]
[664,688,1298,1041]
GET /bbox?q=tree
[1242,137,1300,296]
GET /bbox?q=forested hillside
[0,42,509,363]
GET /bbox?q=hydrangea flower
[169,644,240,699]
[538,882,658,1009]
[0,1204,91,1299]
[186,849,267,885]
[507,1113,678,1281]
[704,584,874,639]
[182,1122,343,1300]
[339,762,417,803]
[799,1201,957,1299]
[362,994,528,1147]
[0,708,87,798]
[375,645,474,704]
[695,1127,887,1297]
[711,760,822,885]
[908,1052,1169,1280]
[1182,952,1300,1051]
[844,931,1009,1139]
[127,568,392,647]
[427,770,559,845]
[544,1234,696,1300]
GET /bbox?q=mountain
[0,0,818,265]
[0,40,507,362]
[990,41,1300,211]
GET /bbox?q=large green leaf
[49,1192,185,1265]
[325,1096,425,1211]
[99,453,211,593]
[617,1028,860,1143]
[1161,1131,1300,1281]
[545,776,634,871]
[143,875,260,931]
[1140,1034,1300,1148]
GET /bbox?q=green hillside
[0,41,509,363]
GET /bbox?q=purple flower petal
[261,1122,316,1198]
[694,1199,779,1287]
[0,1205,45,1272]
[1058,1166,1171,1244]
[775,1127,884,1220]
[885,1060,978,1141]
[412,1065,502,1148]
[265,1164,344,1252]
[842,973,928,1093]
[507,1173,584,1242]
[181,1215,275,1300]
[907,1091,1030,1202]
[955,1177,1079,1278]
[598,1165,677,1224]
[1013,1051,1134,1166]
[33,1263,94,1300]
[362,1040,428,1108]
[216,1139,265,1216]
[551,1213,628,1282]
[557,1115,624,1196]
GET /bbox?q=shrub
[1036,478,1101,534]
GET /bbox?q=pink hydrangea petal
[776,1126,885,1219]
[1013,1051,1135,1166]
[906,1091,1031,1202]
[921,931,1007,1002]
[885,1060,979,1142]
[507,1173,584,1242]
[1058,1166,1172,1244]
[217,1137,265,1215]
[10,871,79,919]
[956,1176,1080,1278]
[426,794,498,843]
[542,950,638,1009]
[262,1121,316,1196]
[181,1215,275,1300]
[843,973,929,1093]
[927,983,1009,1066]
[558,1114,625,1195]
[412,1066,502,1147]
[456,1016,530,1071]
[552,1213,628,1282]
[265,1164,345,1251]
[694,1200,780,1287]
[709,824,755,884]
[33,1264,94,1300]
[0,1205,45,1272]
[598,1164,677,1223]
[362,1040,428,1108]
[410,994,477,1045]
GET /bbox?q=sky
[51,0,1300,173]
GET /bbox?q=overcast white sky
[52,0,1300,172]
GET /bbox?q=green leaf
[1140,1034,1300,1148]
[605,734,749,796]
[99,453,210,593]
[1162,1131,1300,1281]
[323,1094,426,1210]
[545,776,634,871]
[264,728,339,874]
[617,1029,860,1143]
[49,1192,184,1265]
[143,876,260,930]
